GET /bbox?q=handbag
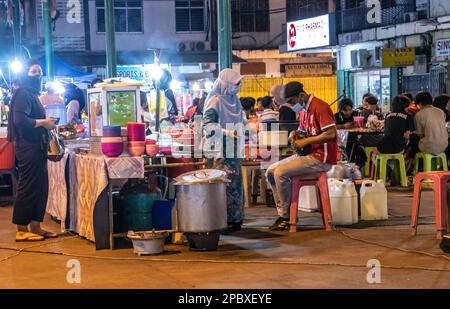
[47,128,65,162]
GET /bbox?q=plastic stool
[0,169,17,202]
[364,147,377,178]
[374,153,408,187]
[414,152,448,174]
[411,171,450,239]
[289,172,332,232]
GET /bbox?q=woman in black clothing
[7,60,57,241]
[377,95,411,154]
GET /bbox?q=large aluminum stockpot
[174,170,228,233]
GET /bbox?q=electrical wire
[0,231,448,273]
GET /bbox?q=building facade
[335,0,450,107]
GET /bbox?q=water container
[298,186,319,212]
[360,180,388,220]
[343,179,359,223]
[328,179,354,225]
[45,104,67,125]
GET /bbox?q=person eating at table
[335,98,366,168]
[376,95,412,154]
[335,98,356,129]
[266,81,337,230]
[409,91,448,161]
[362,95,384,122]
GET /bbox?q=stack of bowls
[127,122,146,157]
[103,125,122,137]
[101,126,123,157]
[145,138,159,157]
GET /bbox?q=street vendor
[7,59,58,241]
[266,81,337,231]
[203,68,245,234]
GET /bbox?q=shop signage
[285,63,333,77]
[117,65,151,81]
[382,48,415,67]
[287,14,330,52]
[436,38,450,57]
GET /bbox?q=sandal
[16,232,44,242]
[39,231,58,238]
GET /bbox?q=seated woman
[377,95,411,154]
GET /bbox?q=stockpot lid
[174,169,228,185]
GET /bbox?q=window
[286,0,329,22]
[96,0,143,33]
[175,0,205,32]
[231,0,269,32]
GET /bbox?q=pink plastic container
[101,142,123,157]
[146,144,160,157]
[354,116,365,128]
[128,141,145,157]
[127,122,146,141]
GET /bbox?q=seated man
[362,95,384,122]
[258,96,279,123]
[411,91,448,157]
[266,82,338,230]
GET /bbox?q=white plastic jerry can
[298,186,320,212]
[343,179,359,223]
[360,180,388,220]
[328,179,354,225]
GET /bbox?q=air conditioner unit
[351,49,371,68]
[404,12,418,23]
[178,41,209,53]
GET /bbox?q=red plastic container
[127,122,146,141]
[0,138,15,169]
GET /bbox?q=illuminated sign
[436,38,450,57]
[287,14,330,52]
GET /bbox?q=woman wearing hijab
[64,83,86,124]
[7,59,57,241]
[203,69,245,234]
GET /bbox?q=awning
[56,51,246,67]
[36,54,97,81]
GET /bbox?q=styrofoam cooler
[298,186,320,212]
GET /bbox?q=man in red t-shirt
[266,81,338,230]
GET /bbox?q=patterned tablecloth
[46,150,70,231]
[46,153,144,242]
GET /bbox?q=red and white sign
[287,14,330,52]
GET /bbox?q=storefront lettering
[436,38,450,57]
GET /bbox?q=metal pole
[155,87,161,132]
[42,0,54,80]
[217,0,232,71]
[12,0,21,58]
[105,0,117,78]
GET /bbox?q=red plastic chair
[411,171,450,239]
[289,171,333,233]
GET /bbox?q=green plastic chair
[364,147,378,178]
[414,152,448,174]
[374,153,408,187]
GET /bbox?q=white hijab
[203,69,244,128]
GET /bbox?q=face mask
[291,102,305,113]
[229,83,241,95]
[22,75,42,92]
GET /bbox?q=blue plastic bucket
[152,199,175,230]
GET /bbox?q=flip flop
[15,232,44,242]
[39,231,58,238]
